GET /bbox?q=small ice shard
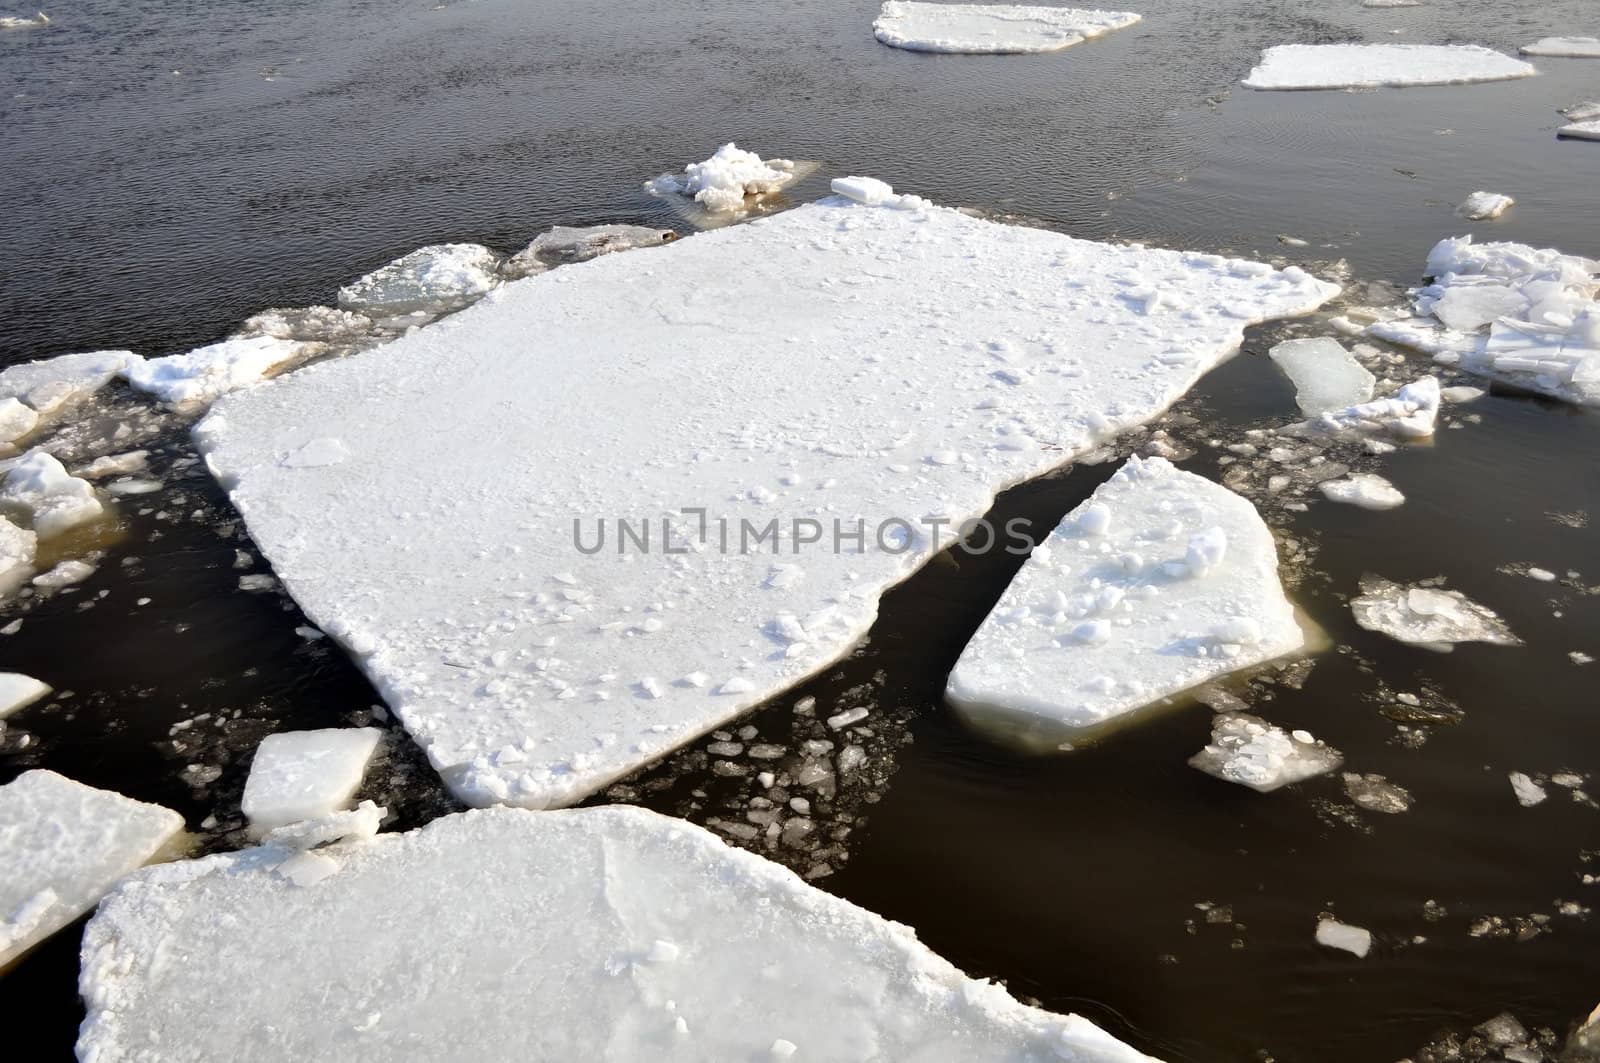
[1190,713,1343,792]
[1315,918,1373,958]
[872,2,1141,54]
[1319,473,1405,510]
[0,515,36,596]
[1287,376,1440,440]
[260,801,386,851]
[241,728,383,836]
[0,671,50,719]
[1342,772,1414,813]
[77,806,1156,1061]
[126,335,306,406]
[1350,576,1520,651]
[1508,771,1547,807]
[336,244,502,320]
[947,457,1305,740]
[0,770,184,968]
[0,450,104,538]
[504,224,677,279]
[1268,337,1376,415]
[1520,37,1600,58]
[1243,45,1535,91]
[646,143,802,214]
[1456,191,1514,220]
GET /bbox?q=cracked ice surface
[1242,45,1535,91]
[195,191,1337,809]
[78,806,1155,1062]
[872,2,1141,55]
[1350,576,1520,652]
[947,457,1305,741]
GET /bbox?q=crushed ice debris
[241,728,382,836]
[1350,576,1520,651]
[872,2,1141,54]
[646,143,802,214]
[1315,917,1372,957]
[504,224,677,279]
[0,671,50,719]
[193,190,1338,809]
[1284,376,1440,441]
[1367,236,1600,406]
[1189,713,1342,792]
[1319,473,1405,510]
[1242,45,1536,91]
[948,457,1305,741]
[77,806,1156,1061]
[1509,771,1548,807]
[0,770,184,968]
[125,335,306,406]
[0,450,104,538]
[1457,191,1514,221]
[1521,36,1600,58]
[1268,337,1375,415]
[337,243,502,321]
[1342,772,1414,813]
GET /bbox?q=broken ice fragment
[1268,337,1376,415]
[1315,918,1372,957]
[504,224,676,279]
[0,515,36,596]
[337,244,501,320]
[1508,771,1547,807]
[1319,473,1405,510]
[0,672,50,719]
[126,336,306,406]
[1342,772,1414,813]
[1243,45,1535,91]
[1456,191,1514,221]
[1350,576,1519,651]
[0,450,103,538]
[646,143,802,215]
[1190,713,1342,792]
[1520,37,1600,58]
[241,728,382,836]
[872,2,1142,54]
[1286,377,1440,440]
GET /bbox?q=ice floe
[872,2,1141,54]
[1319,472,1405,510]
[78,805,1155,1062]
[504,224,677,279]
[1350,576,1520,652]
[1367,236,1600,405]
[0,11,48,30]
[1284,376,1440,441]
[0,350,141,447]
[646,144,803,215]
[1268,337,1375,415]
[125,335,306,407]
[1509,771,1547,807]
[946,457,1305,742]
[241,727,382,836]
[1558,119,1600,141]
[1242,45,1535,91]
[1342,772,1413,813]
[1189,712,1341,792]
[0,450,104,538]
[336,243,502,322]
[195,187,1338,808]
[1520,37,1600,58]
[1,770,183,969]
[1315,918,1372,957]
[1457,191,1514,220]
[0,671,49,719]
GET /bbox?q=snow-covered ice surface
[1520,37,1600,58]
[1367,236,1600,405]
[336,243,502,322]
[241,727,382,835]
[125,336,307,407]
[646,143,806,217]
[872,2,1141,54]
[0,450,104,539]
[504,224,678,279]
[946,457,1305,744]
[0,770,183,970]
[1456,191,1514,221]
[78,805,1156,1062]
[195,191,1337,809]
[1242,45,1536,91]
[0,671,50,719]
[1315,918,1372,957]
[1350,576,1520,652]
[1319,472,1405,510]
[1268,337,1375,415]
[0,350,141,447]
[1188,712,1341,792]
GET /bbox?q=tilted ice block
[195,189,1337,809]
[873,2,1142,55]
[0,671,50,719]
[241,728,382,836]
[1243,45,1535,91]
[78,806,1157,1062]
[1267,337,1375,415]
[946,457,1305,744]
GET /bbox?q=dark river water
[2,0,1598,1059]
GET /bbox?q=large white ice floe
[872,2,1141,54]
[1242,45,1536,91]
[1520,37,1600,58]
[78,805,1156,1062]
[1189,712,1341,792]
[945,457,1305,743]
[1350,576,1520,652]
[0,770,183,970]
[0,350,141,446]
[336,243,502,322]
[195,187,1338,809]
[0,672,50,719]
[1283,376,1440,440]
[1268,337,1375,415]
[0,450,104,538]
[241,727,382,836]
[1367,236,1600,405]
[646,143,805,216]
[124,335,307,407]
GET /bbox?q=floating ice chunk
[0,672,49,719]
[830,175,898,207]
[647,144,802,215]
[1440,385,1485,402]
[872,2,1141,54]
[1287,376,1440,440]
[33,558,95,589]
[0,398,38,446]
[1319,473,1405,510]
[126,335,306,406]
[74,450,149,479]
[1456,191,1515,220]
[194,192,1338,809]
[1564,100,1600,122]
[0,11,49,30]
[948,457,1305,739]
[504,225,677,279]
[1558,119,1600,141]
[1268,337,1376,415]
[78,806,1155,1061]
[337,244,502,320]
[1342,772,1413,813]
[1315,918,1372,958]
[0,515,35,595]
[1521,37,1600,58]
[1508,771,1547,807]
[1350,576,1520,651]
[0,450,103,538]
[0,350,140,427]
[241,728,382,836]
[1361,0,1419,6]
[1242,45,1535,91]
[259,801,385,851]
[1190,712,1342,792]
[0,770,183,969]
